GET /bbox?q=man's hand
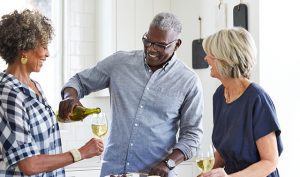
[149,161,170,177]
[58,97,81,121]
[58,87,81,121]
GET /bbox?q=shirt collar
[163,52,177,71]
[143,52,178,72]
[0,72,45,102]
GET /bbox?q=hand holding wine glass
[196,144,215,174]
[91,112,108,139]
[90,112,108,164]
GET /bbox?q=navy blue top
[212,83,283,177]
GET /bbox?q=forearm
[166,149,186,165]
[18,137,103,176]
[230,132,279,177]
[18,151,74,176]
[229,160,277,177]
[213,151,224,168]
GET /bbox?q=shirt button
[134,123,139,126]
[148,70,151,73]
[127,162,130,166]
[130,143,133,146]
[146,87,149,90]
[140,105,143,109]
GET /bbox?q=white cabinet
[116,0,171,51]
[64,157,199,177]
[65,169,100,177]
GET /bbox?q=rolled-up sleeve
[1,93,40,167]
[62,56,112,99]
[174,76,204,160]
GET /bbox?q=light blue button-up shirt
[63,50,203,177]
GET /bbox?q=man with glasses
[59,12,204,177]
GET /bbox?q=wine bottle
[57,106,101,123]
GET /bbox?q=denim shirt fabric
[62,50,204,177]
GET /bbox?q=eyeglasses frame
[142,33,178,51]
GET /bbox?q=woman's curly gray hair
[0,9,53,64]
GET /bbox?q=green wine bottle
[57,106,101,123]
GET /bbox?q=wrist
[62,87,78,99]
[69,149,82,162]
[163,158,176,170]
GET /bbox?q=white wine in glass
[196,144,215,173]
[91,112,108,138]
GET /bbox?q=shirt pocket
[147,87,184,120]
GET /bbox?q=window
[0,0,63,109]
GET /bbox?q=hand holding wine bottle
[196,144,215,174]
[58,96,82,120]
[57,105,101,123]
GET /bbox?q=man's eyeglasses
[142,33,177,51]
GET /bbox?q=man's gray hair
[150,12,182,37]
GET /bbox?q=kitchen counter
[64,156,199,177]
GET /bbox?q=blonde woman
[199,27,283,177]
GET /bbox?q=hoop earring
[21,56,28,65]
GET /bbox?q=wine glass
[91,112,108,139]
[196,144,215,174]
[91,112,108,164]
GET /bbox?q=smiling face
[204,54,221,79]
[143,26,181,70]
[23,44,49,73]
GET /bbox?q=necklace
[224,88,243,103]
[224,79,250,103]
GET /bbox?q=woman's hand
[79,138,104,159]
[198,168,229,177]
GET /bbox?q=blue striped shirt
[63,50,204,177]
[0,72,65,177]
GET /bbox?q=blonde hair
[202,27,257,79]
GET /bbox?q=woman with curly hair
[0,9,104,177]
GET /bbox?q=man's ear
[174,39,182,51]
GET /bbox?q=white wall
[260,1,300,176]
